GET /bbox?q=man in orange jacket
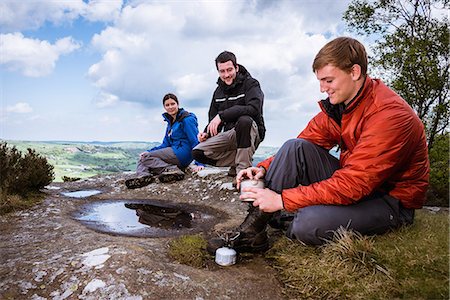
[207,37,429,254]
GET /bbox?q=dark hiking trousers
[192,115,260,173]
[265,138,415,245]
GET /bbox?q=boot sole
[158,173,184,183]
[234,241,269,253]
[125,175,155,189]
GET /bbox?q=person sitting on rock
[192,51,265,179]
[125,93,204,189]
[207,37,430,254]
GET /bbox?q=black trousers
[265,138,414,245]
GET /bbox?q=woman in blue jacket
[126,93,203,189]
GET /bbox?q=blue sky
[1,0,355,147]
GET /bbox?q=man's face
[217,61,238,86]
[315,64,362,105]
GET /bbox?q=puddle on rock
[62,190,102,198]
[73,199,220,237]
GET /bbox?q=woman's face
[164,98,179,118]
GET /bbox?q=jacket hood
[162,108,191,123]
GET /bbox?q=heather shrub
[0,142,54,198]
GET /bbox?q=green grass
[168,234,209,268]
[267,210,449,299]
[169,210,449,299]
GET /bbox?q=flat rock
[0,169,284,299]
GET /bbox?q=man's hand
[239,188,284,213]
[236,167,266,189]
[198,132,209,142]
[207,114,222,136]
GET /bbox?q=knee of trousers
[287,206,331,246]
[192,149,217,166]
[280,138,312,151]
[234,115,254,133]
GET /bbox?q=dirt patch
[0,169,284,299]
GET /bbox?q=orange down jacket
[258,77,429,212]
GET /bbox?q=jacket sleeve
[183,114,201,150]
[220,80,263,122]
[281,105,422,212]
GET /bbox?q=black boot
[207,206,273,255]
[125,174,155,189]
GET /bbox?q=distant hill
[3,140,279,182]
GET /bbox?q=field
[3,140,279,182]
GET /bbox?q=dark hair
[312,37,368,76]
[162,93,178,105]
[215,51,237,70]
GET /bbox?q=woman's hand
[191,165,205,173]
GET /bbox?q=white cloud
[83,0,123,23]
[171,72,213,103]
[82,0,352,145]
[1,0,353,146]
[6,102,33,113]
[0,33,81,77]
[94,92,119,108]
[0,0,122,32]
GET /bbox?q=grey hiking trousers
[265,138,415,245]
[136,147,182,176]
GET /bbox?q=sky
[0,0,356,147]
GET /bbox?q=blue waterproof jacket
[148,108,201,167]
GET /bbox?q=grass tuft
[0,192,45,215]
[168,234,209,268]
[266,210,449,299]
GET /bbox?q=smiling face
[217,60,238,86]
[163,98,179,118]
[315,64,363,105]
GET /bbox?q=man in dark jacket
[192,51,265,176]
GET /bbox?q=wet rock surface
[0,168,284,300]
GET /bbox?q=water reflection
[73,200,201,237]
[125,203,192,229]
[62,190,101,198]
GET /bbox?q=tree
[343,0,449,149]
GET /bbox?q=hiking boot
[268,211,295,231]
[207,230,269,255]
[227,166,237,177]
[158,167,185,183]
[125,175,155,189]
[207,206,273,255]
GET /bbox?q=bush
[427,133,449,207]
[0,142,54,197]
